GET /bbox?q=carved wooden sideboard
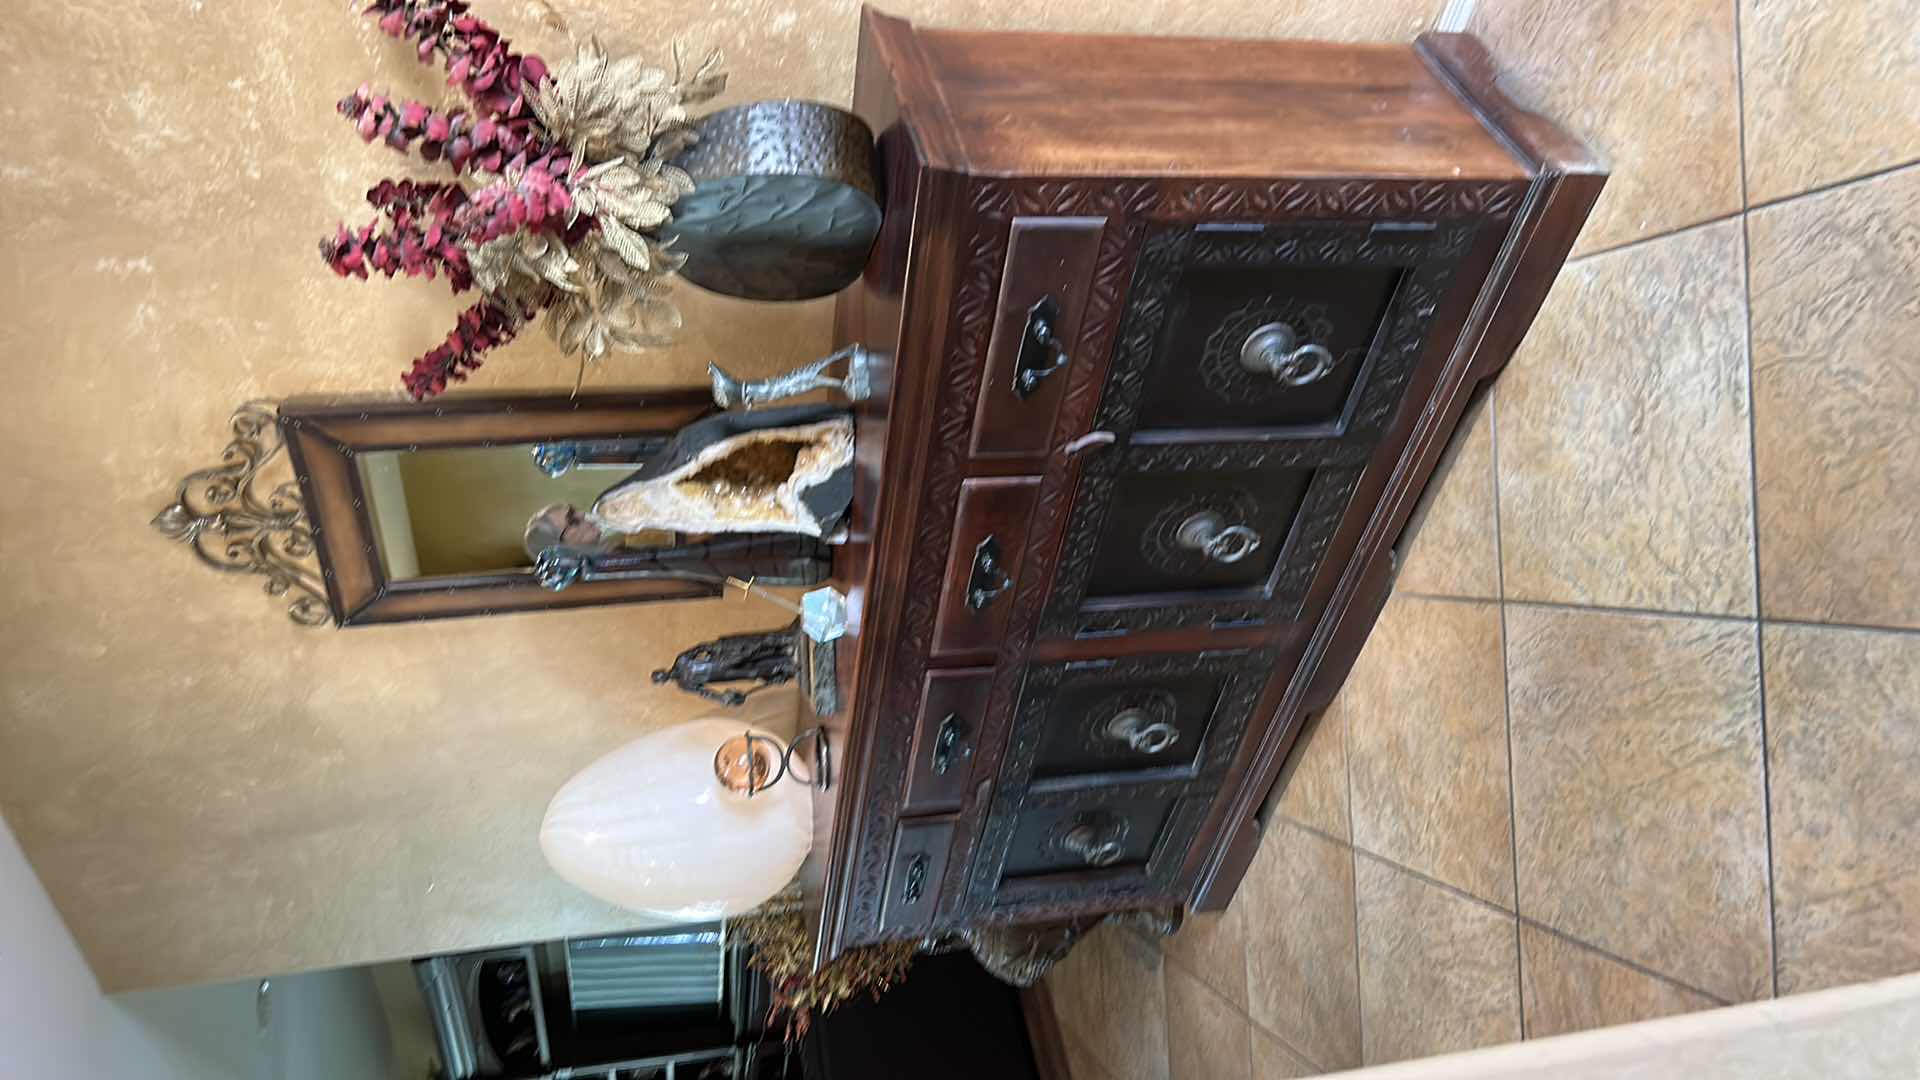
[802,10,1604,963]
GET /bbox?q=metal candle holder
[712,726,832,798]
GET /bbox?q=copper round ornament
[713,731,787,796]
[662,100,883,301]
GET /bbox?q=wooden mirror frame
[281,389,728,626]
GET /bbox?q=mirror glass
[356,444,672,580]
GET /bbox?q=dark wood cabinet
[801,9,1604,963]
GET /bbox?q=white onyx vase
[540,718,813,921]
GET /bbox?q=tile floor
[1046,1,1920,1075]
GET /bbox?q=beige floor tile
[1067,1036,1117,1080]
[1105,927,1173,1080]
[1243,820,1363,1071]
[1395,395,1499,599]
[1251,1026,1321,1078]
[1345,596,1514,908]
[1496,221,1755,615]
[1355,856,1522,1065]
[1271,706,1349,841]
[1167,965,1253,1080]
[1165,905,1249,1010]
[1468,0,1741,254]
[1047,921,1110,1050]
[1046,924,1170,1080]
[1765,623,1920,994]
[1749,165,1920,629]
[1506,606,1771,1002]
[1519,924,1720,1038]
[1739,0,1920,203]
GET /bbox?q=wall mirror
[275,391,830,626]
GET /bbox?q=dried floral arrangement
[728,904,917,1040]
[321,1,726,397]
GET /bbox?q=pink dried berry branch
[453,166,574,244]
[321,180,474,290]
[402,299,521,399]
[337,84,563,176]
[320,220,473,292]
[362,0,549,120]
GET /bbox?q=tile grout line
[1395,591,1920,639]
[1748,156,1920,214]
[1729,3,1781,993]
[1513,915,1734,1009]
[1732,0,1751,211]
[1252,1018,1329,1077]
[1567,210,1745,265]
[1396,591,1749,622]
[1161,916,1331,1074]
[1238,989,1331,1076]
[1763,615,1920,639]
[1350,839,1518,920]
[1736,204,1782,1006]
[1342,677,1368,1066]
[1274,812,1736,1008]
[1488,390,1527,1040]
[1563,157,1920,268]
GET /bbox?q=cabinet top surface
[895,23,1531,183]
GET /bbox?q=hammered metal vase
[661,99,883,301]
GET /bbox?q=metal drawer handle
[1177,510,1263,565]
[931,713,972,775]
[1061,823,1124,867]
[1013,295,1071,398]
[902,853,928,905]
[1104,708,1180,755]
[966,535,1014,611]
[1240,321,1336,386]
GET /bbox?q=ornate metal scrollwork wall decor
[150,402,332,628]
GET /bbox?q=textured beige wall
[0,1,1436,991]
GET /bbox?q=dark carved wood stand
[798,9,1604,971]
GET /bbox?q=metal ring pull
[1061,823,1124,867]
[1104,708,1181,755]
[1176,510,1263,565]
[1239,321,1337,386]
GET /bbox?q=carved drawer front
[963,649,1272,912]
[1043,449,1367,637]
[880,819,956,935]
[932,476,1042,656]
[1100,219,1475,441]
[969,216,1108,459]
[901,668,994,816]
[1020,651,1272,784]
[972,786,1216,911]
[1002,796,1180,877]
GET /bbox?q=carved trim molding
[970,177,1526,223]
[934,216,1149,925]
[150,402,332,628]
[847,189,1015,939]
